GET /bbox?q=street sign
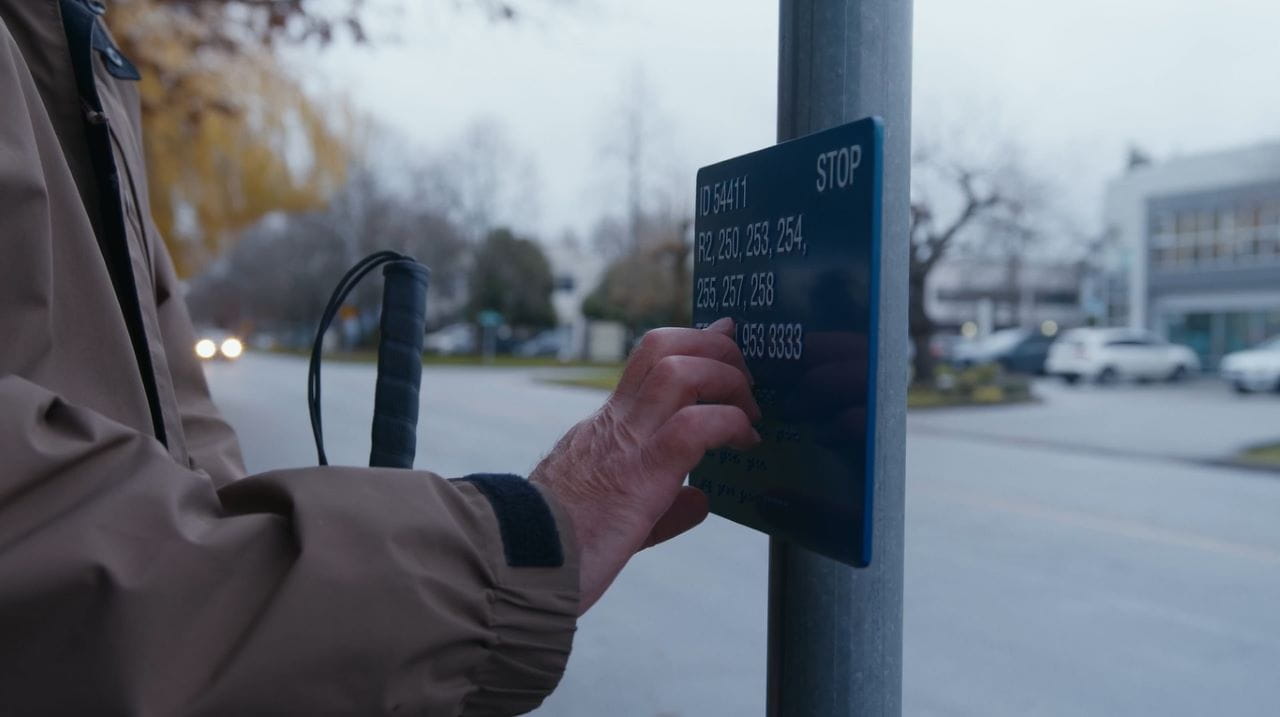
[691,117,883,567]
[477,309,504,328]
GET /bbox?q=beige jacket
[0,1,577,714]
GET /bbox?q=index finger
[615,319,751,398]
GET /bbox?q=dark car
[952,327,1059,375]
[515,328,570,359]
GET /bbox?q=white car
[423,322,477,356]
[1046,328,1200,385]
[1220,337,1280,393]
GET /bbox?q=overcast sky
[299,0,1280,241]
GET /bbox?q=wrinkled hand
[530,318,761,614]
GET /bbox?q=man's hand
[530,318,761,614]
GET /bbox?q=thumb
[705,316,735,338]
[642,486,711,549]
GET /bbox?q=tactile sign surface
[691,117,883,567]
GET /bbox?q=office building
[1103,141,1280,367]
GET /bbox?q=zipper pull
[82,99,108,126]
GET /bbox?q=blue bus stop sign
[477,309,504,328]
[691,117,883,567]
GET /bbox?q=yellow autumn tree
[105,0,351,277]
[105,0,552,276]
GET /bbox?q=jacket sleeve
[0,374,579,715]
[1,18,576,714]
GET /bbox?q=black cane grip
[370,260,430,468]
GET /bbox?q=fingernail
[706,317,734,332]
[751,429,763,444]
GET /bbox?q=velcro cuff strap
[454,474,564,568]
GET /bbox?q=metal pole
[767,1,911,715]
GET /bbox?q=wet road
[206,355,1280,716]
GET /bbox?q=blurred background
[111,0,1280,714]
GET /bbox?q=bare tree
[187,153,469,343]
[426,119,541,241]
[152,0,570,48]
[618,70,651,247]
[595,67,683,255]
[583,207,693,334]
[908,138,1047,382]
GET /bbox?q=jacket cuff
[452,475,579,715]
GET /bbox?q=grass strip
[1236,442,1280,467]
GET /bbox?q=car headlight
[220,337,243,359]
[195,339,217,359]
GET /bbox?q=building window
[1259,228,1279,261]
[1264,200,1280,226]
[1150,194,1280,272]
[1213,231,1234,262]
[1260,201,1280,261]
[1176,211,1196,234]
[1175,220,1197,266]
[1150,211,1176,269]
[1236,226,1256,261]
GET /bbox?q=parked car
[516,328,569,358]
[1046,328,1199,385]
[193,329,243,362]
[423,322,477,356]
[949,327,1059,375]
[1219,336,1280,393]
[928,333,965,364]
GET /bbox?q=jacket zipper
[83,102,169,446]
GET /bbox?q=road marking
[914,486,1280,565]
[909,423,1277,479]
[1101,594,1280,648]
